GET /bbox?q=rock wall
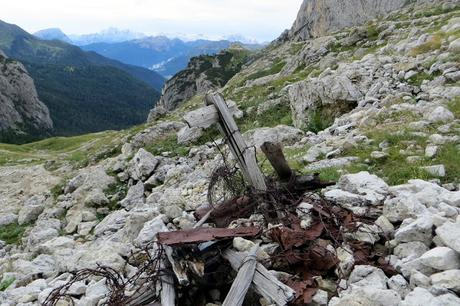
[289,0,435,41]
[0,51,53,143]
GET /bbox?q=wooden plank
[205,92,267,191]
[260,142,294,182]
[157,226,261,246]
[222,245,259,306]
[160,267,176,306]
[184,100,239,128]
[223,249,296,306]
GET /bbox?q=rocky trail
[1,0,460,305]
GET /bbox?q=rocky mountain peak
[289,0,436,41]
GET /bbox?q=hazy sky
[1,0,303,42]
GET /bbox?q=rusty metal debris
[157,226,261,246]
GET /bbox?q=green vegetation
[145,134,189,157]
[406,71,436,86]
[246,59,286,81]
[340,130,436,185]
[237,103,292,133]
[409,34,442,56]
[436,143,460,183]
[447,97,460,118]
[0,223,28,245]
[27,63,160,137]
[289,43,305,55]
[366,23,380,41]
[306,110,335,133]
[0,277,15,291]
[0,130,126,168]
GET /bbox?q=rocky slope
[0,1,460,305]
[0,51,53,143]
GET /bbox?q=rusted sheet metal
[157,226,261,246]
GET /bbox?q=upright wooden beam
[205,92,267,191]
[260,142,294,182]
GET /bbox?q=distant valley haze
[1,0,303,43]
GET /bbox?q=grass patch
[306,110,335,133]
[436,143,460,183]
[290,43,304,55]
[366,23,380,41]
[144,134,189,157]
[409,34,442,56]
[341,130,435,185]
[447,97,460,118]
[0,223,28,245]
[246,59,286,81]
[0,277,15,291]
[406,71,435,86]
[236,103,292,132]
[194,125,221,146]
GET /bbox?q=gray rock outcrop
[289,0,436,41]
[0,51,53,142]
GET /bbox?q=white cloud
[0,0,303,41]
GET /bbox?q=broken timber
[184,99,241,129]
[222,245,259,306]
[184,91,267,191]
[157,226,261,246]
[223,249,296,306]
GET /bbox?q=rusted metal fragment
[195,196,256,228]
[270,222,324,250]
[157,226,261,246]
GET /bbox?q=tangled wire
[43,243,167,306]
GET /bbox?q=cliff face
[148,47,251,121]
[289,0,432,41]
[0,51,53,143]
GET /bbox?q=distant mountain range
[0,20,164,138]
[34,27,264,78]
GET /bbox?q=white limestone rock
[430,269,460,293]
[419,247,460,270]
[436,219,460,253]
[348,265,388,289]
[394,215,433,245]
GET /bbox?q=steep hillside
[0,51,53,143]
[0,20,163,137]
[148,46,253,120]
[0,21,165,91]
[81,37,262,78]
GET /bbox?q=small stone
[394,241,429,260]
[388,274,410,298]
[410,270,430,289]
[371,151,388,160]
[425,145,439,158]
[419,247,460,270]
[436,220,460,253]
[430,269,460,293]
[421,165,446,177]
[394,215,433,245]
[348,265,388,289]
[424,106,455,123]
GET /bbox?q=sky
[1,0,303,42]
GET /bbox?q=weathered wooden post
[184,91,267,191]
